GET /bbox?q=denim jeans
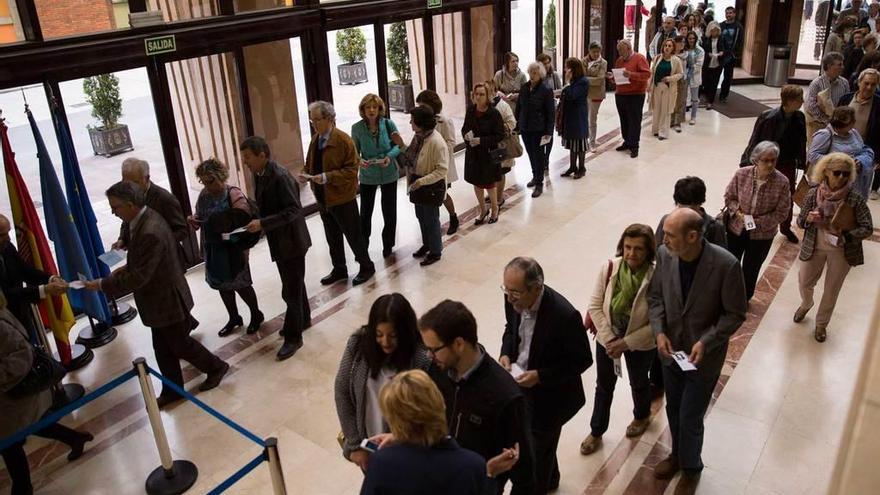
[414,203,442,255]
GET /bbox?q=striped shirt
[805,75,850,125]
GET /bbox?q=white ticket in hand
[540,135,552,146]
[221,227,248,241]
[743,214,757,231]
[672,351,697,371]
[68,281,86,289]
[510,363,526,380]
[98,249,126,267]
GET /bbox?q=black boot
[218,315,243,337]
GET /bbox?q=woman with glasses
[189,158,264,337]
[722,141,791,300]
[795,153,874,342]
[334,294,430,472]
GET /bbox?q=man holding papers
[647,208,747,495]
[499,257,592,494]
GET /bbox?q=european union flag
[28,107,112,325]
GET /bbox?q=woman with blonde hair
[462,83,505,225]
[359,370,487,494]
[795,153,874,342]
[649,38,684,140]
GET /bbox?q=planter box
[338,62,368,85]
[388,82,415,112]
[88,124,134,157]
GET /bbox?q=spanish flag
[2,114,75,364]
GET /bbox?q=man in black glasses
[419,300,536,494]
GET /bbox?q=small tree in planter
[83,73,133,157]
[543,0,557,60]
[387,22,415,112]
[336,27,368,85]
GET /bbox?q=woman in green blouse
[352,94,405,258]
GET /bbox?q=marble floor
[3,84,879,495]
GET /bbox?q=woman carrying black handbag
[1,290,93,495]
[403,105,449,267]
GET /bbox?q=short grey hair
[106,181,145,207]
[821,51,844,71]
[750,141,780,164]
[308,100,336,122]
[121,157,150,178]
[505,257,544,289]
[526,61,547,80]
[663,15,676,23]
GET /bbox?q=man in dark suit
[0,215,68,337]
[117,157,199,330]
[648,208,747,495]
[499,257,593,494]
[86,182,228,408]
[303,101,374,287]
[241,136,312,361]
[740,85,807,244]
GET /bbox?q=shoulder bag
[409,174,446,207]
[6,346,67,399]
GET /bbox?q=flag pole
[75,313,118,348]
[30,305,88,408]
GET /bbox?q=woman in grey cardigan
[334,293,431,471]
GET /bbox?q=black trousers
[663,363,720,472]
[320,199,373,274]
[778,162,797,233]
[532,426,562,494]
[615,93,646,150]
[276,255,310,342]
[359,182,397,252]
[726,229,773,300]
[522,132,547,185]
[152,319,225,399]
[2,423,83,495]
[590,342,655,437]
[720,61,735,100]
[703,66,723,104]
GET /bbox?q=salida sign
[144,35,177,56]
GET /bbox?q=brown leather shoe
[674,472,701,495]
[654,455,680,480]
[579,434,602,455]
[625,417,651,437]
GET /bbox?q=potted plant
[336,27,368,85]
[543,0,557,61]
[83,73,133,157]
[387,22,415,112]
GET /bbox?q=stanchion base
[51,383,85,410]
[76,322,118,348]
[145,460,198,495]
[112,302,138,325]
[55,344,94,371]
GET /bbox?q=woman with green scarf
[580,224,658,456]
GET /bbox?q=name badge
[469,414,483,426]
[744,214,757,231]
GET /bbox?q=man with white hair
[611,39,651,158]
[649,16,679,59]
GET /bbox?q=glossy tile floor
[4,84,879,495]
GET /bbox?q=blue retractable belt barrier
[0,369,137,451]
[146,366,265,447]
[206,452,267,494]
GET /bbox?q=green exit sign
[427,0,441,8]
[145,35,176,56]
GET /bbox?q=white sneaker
[689,119,696,125]
[870,191,880,200]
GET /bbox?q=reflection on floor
[3,84,878,495]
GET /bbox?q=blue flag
[28,107,113,325]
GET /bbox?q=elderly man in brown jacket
[303,101,375,286]
[86,182,228,408]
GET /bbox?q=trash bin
[765,44,792,87]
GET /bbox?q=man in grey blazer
[647,208,747,495]
[86,182,228,408]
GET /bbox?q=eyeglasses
[831,170,852,178]
[500,285,525,299]
[425,343,448,355]
[198,176,217,185]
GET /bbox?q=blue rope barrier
[206,451,267,495]
[0,369,138,451]
[145,366,265,447]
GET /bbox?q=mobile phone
[359,439,380,453]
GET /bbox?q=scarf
[609,261,649,334]
[402,131,427,173]
[817,181,851,233]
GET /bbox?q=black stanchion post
[110,296,138,325]
[265,437,288,495]
[132,358,198,495]
[75,314,118,348]
[30,306,87,408]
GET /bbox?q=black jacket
[839,91,880,163]
[0,243,49,337]
[501,285,593,430]
[119,182,191,266]
[701,35,734,68]
[254,161,311,261]
[429,350,536,495]
[516,81,555,135]
[739,107,807,170]
[360,438,487,495]
[461,106,505,186]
